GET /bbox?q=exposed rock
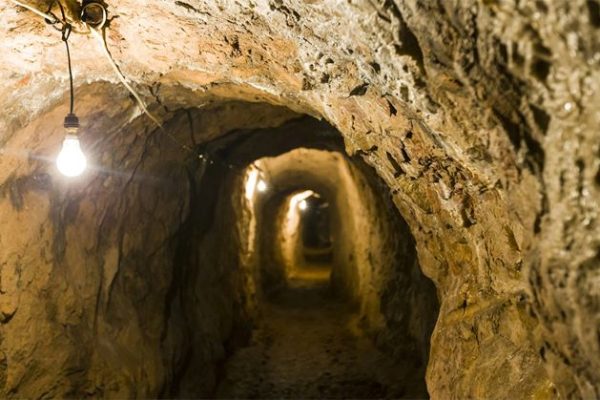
[0,0,598,398]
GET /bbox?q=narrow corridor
[3,1,595,398]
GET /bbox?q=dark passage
[301,196,333,264]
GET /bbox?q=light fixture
[53,2,87,177]
[257,179,268,192]
[56,114,86,177]
[298,199,308,210]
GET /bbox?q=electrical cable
[87,29,160,128]
[85,18,193,153]
[11,0,195,155]
[64,39,74,113]
[55,1,75,115]
[9,0,59,23]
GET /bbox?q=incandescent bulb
[298,199,308,210]
[56,134,87,177]
[257,179,268,192]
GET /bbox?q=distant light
[298,199,308,210]
[289,190,315,212]
[563,102,574,112]
[257,179,268,192]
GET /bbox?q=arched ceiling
[258,148,350,202]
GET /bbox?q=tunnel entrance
[163,114,440,399]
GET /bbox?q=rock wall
[0,0,599,398]
[257,189,305,284]
[0,98,296,397]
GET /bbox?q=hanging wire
[81,4,194,153]
[86,26,195,153]
[55,1,75,115]
[11,1,75,115]
[11,0,203,158]
[64,38,74,113]
[9,0,59,22]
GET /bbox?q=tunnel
[1,1,600,399]
[160,116,439,398]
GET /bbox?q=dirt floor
[215,266,417,399]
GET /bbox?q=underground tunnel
[1,0,600,399]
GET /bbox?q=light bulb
[257,179,268,192]
[298,199,308,210]
[56,134,87,177]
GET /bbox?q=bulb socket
[64,113,80,129]
[81,2,107,27]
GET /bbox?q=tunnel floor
[215,266,412,399]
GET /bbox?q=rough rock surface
[216,276,417,398]
[244,146,437,395]
[0,0,599,398]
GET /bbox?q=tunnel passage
[173,116,440,398]
[0,91,439,398]
[0,78,437,397]
[4,1,599,398]
[209,142,440,398]
[298,193,333,264]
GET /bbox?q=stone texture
[245,148,437,393]
[0,0,599,398]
